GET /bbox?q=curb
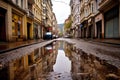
[0,40,45,54]
[82,39,120,46]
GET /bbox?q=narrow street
[0,38,120,80]
[0,0,120,80]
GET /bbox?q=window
[16,0,18,5]
[21,0,23,8]
[91,3,94,12]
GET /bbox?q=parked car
[64,34,72,38]
[53,35,59,39]
[43,32,52,40]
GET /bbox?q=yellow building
[42,0,53,34]
[0,0,37,42]
[26,0,35,40]
[0,0,28,42]
[33,0,42,39]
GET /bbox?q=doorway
[0,7,6,41]
[96,21,102,38]
[88,25,93,38]
[27,23,31,39]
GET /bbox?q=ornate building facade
[70,0,120,39]
[70,0,80,38]
[0,0,57,42]
[33,0,42,39]
[0,0,28,41]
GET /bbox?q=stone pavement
[59,38,120,68]
[0,39,44,53]
[0,38,119,53]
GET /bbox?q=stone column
[7,5,12,41]
[23,15,27,40]
[102,13,105,39]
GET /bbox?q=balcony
[26,9,34,19]
[98,0,118,12]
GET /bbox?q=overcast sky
[51,0,70,24]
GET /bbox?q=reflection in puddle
[53,50,71,73]
[0,41,120,80]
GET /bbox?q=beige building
[33,0,42,39]
[52,13,58,36]
[0,0,36,41]
[0,0,28,42]
[41,0,53,35]
[0,0,56,41]
[70,0,80,38]
[97,0,120,39]
[80,0,98,38]
[26,0,35,40]
[74,0,120,39]
[46,0,53,32]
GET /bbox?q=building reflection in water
[0,41,120,80]
[0,41,58,80]
[64,43,120,80]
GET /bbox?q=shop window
[12,13,22,37]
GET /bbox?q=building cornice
[4,0,27,14]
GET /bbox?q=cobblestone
[57,38,120,68]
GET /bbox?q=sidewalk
[0,39,44,53]
[93,39,120,45]
[83,38,120,46]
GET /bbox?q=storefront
[87,17,94,38]
[81,20,87,38]
[104,6,119,38]
[34,23,39,39]
[12,13,23,40]
[95,13,103,39]
[27,18,34,40]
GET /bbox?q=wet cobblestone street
[0,38,120,80]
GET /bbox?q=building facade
[0,0,57,42]
[46,0,53,32]
[0,0,28,42]
[52,13,58,36]
[70,0,120,39]
[33,0,42,39]
[70,0,80,38]
[98,0,120,39]
[41,0,54,36]
[79,0,98,38]
[26,0,35,40]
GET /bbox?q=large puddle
[0,41,120,80]
[53,50,71,73]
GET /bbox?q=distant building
[64,15,72,36]
[70,0,80,38]
[52,13,58,36]
[58,24,64,36]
